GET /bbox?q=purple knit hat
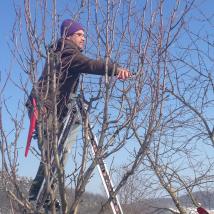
[60,19,84,37]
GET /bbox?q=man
[27,19,131,207]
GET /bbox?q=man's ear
[67,36,72,40]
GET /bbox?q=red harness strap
[197,207,209,214]
[25,98,38,157]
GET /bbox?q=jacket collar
[57,38,82,52]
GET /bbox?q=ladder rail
[77,97,123,214]
[35,96,123,214]
[90,133,123,214]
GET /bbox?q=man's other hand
[117,68,132,80]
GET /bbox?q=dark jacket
[28,38,118,117]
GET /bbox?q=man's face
[68,30,85,50]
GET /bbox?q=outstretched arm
[61,42,132,79]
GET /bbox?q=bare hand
[117,68,132,80]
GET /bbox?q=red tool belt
[25,98,38,157]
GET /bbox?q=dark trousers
[28,105,81,199]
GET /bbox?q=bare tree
[2,0,214,214]
[113,1,214,214]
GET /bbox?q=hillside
[0,174,213,213]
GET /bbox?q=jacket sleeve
[61,45,118,76]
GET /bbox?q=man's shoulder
[55,38,79,53]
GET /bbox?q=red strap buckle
[197,207,209,214]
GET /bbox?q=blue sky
[1,0,214,196]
